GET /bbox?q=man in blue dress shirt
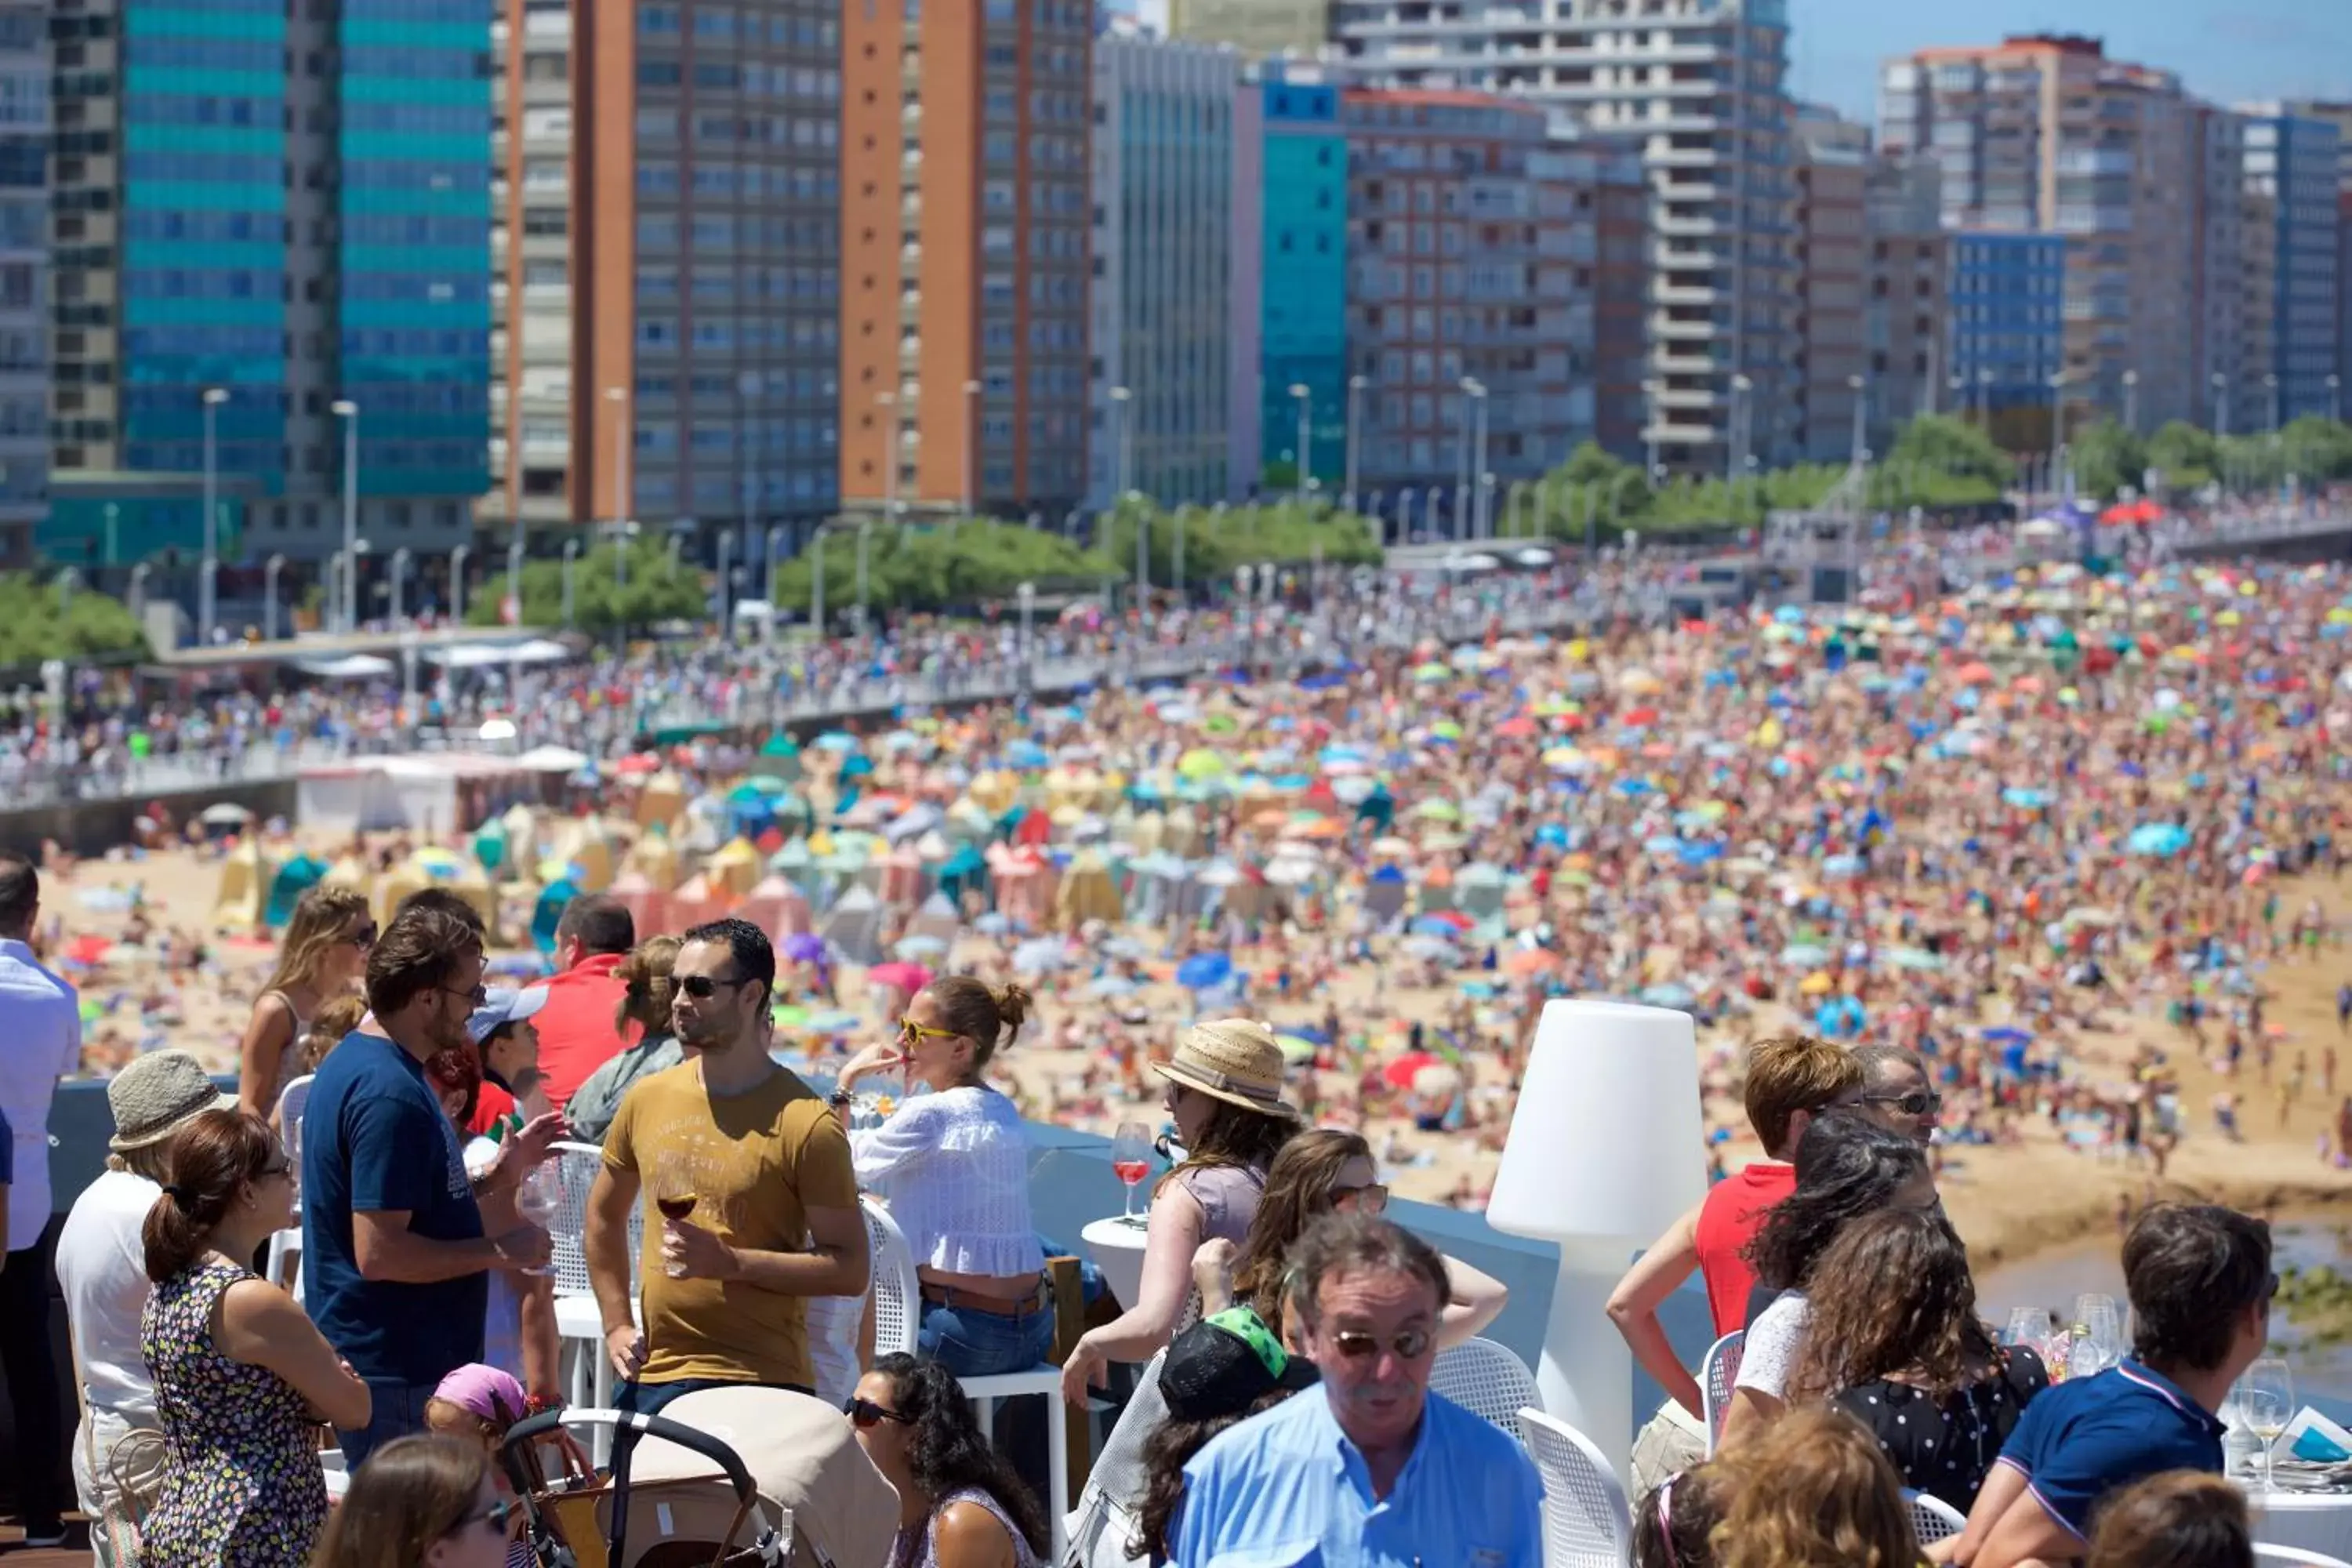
[1171,1214,1544,1568]
[1955,1203,2274,1568]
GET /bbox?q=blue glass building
[49,0,490,586]
[2242,111,2344,426]
[1257,75,1346,491]
[1945,231,2065,415]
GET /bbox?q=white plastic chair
[263,1074,318,1294]
[1520,1406,1633,1568]
[1907,1492,1966,1546]
[1699,1330,1743,1457]
[1430,1336,1541,1448]
[547,1141,641,1416]
[2256,1549,2352,1568]
[862,1197,1071,1559]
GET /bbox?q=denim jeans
[919,1297,1055,1377]
[338,1378,437,1470]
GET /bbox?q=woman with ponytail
[139,1107,370,1568]
[833,977,1053,1377]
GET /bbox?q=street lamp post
[606,381,631,535]
[1172,505,1187,602]
[1471,394,1490,537]
[737,370,760,576]
[1454,379,1480,537]
[1108,385,1133,510]
[1129,491,1149,609]
[200,386,228,645]
[1729,373,1752,485]
[1343,373,1367,512]
[1017,580,1035,665]
[449,543,470,626]
[2266,372,2281,437]
[855,518,872,636]
[332,398,359,633]
[961,379,982,524]
[263,554,284,642]
[506,536,524,627]
[715,531,733,634]
[2047,371,2069,503]
[389,546,412,624]
[2122,368,2139,435]
[561,539,579,627]
[1846,373,1867,468]
[765,524,786,612]
[128,563,151,622]
[2331,374,2343,425]
[2212,372,2230,437]
[1398,487,1417,542]
[1289,383,1311,506]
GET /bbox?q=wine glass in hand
[1111,1121,1152,1224]
[512,1163,562,1278]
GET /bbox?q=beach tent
[530,878,577,954]
[637,770,688,828]
[878,844,927,906]
[768,839,819,901]
[706,837,764,899]
[319,853,373,898]
[1054,850,1123,931]
[449,860,499,938]
[263,853,327,929]
[737,874,811,943]
[667,871,728,932]
[1455,862,1508,924]
[606,869,673,944]
[550,818,617,894]
[626,829,681,891]
[372,857,428,930]
[820,885,887,967]
[936,844,988,904]
[904,892,960,951]
[211,838,274,934]
[499,803,540,871]
[1362,864,1410,923]
[1163,804,1204,858]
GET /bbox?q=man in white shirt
[56,1051,232,1566]
[0,851,81,1546]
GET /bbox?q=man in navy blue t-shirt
[1955,1204,2274,1568]
[302,906,560,1465]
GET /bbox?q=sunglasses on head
[844,1396,914,1429]
[680,974,742,1000]
[1329,1327,1432,1362]
[1863,1090,1944,1117]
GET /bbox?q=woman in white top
[833,978,1050,1378]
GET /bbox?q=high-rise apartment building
[2188,103,2248,433]
[1254,67,1347,492]
[482,0,843,558]
[1863,224,1947,451]
[50,0,490,583]
[1087,31,1242,508]
[1167,0,1323,63]
[1583,139,1650,463]
[840,0,1091,520]
[1791,112,1866,465]
[1340,89,1573,529]
[1333,0,1796,474]
[1879,34,2197,437]
[2239,107,2342,428]
[0,3,39,572]
[1945,231,2063,445]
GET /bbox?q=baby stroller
[502,1388,902,1568]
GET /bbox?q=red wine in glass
[656,1192,695,1222]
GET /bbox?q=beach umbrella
[1982,1025,2033,1046]
[1639,982,1696,1010]
[867,960,933,996]
[2127,822,2190,858]
[1176,952,1235,991]
[1274,1034,1318,1066]
[1381,1051,1442,1090]
[1087,974,1140,999]
[1013,938,1072,975]
[1177,749,1228,779]
[1886,948,1944,972]
[1411,662,1452,684]
[1399,935,1460,962]
[781,932,829,965]
[893,934,949,960]
[1780,942,1830,967]
[814,731,858,752]
[1427,720,1465,742]
[2001,787,2051,809]
[1412,799,1462,822]
[1820,853,1865,879]
[760,733,800,759]
[1370,837,1414,858]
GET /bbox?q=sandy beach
[43,827,2352,1275]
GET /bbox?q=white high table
[1080,1214,1152,1313]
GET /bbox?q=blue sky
[1795,0,2352,125]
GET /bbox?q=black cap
[1157,1308,1320,1424]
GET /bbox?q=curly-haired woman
[847,1352,1051,1568]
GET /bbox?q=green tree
[763,518,1121,616]
[2066,419,2148,502]
[2279,416,2352,485]
[0,573,148,664]
[1886,414,2015,489]
[2145,421,2219,494]
[466,538,706,636]
[1101,498,1381,587]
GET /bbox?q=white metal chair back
[547,1140,637,1298]
[862,1196,920,1356]
[1519,1407,1633,1568]
[1430,1337,1541,1447]
[1907,1492,1966,1547]
[1700,1330,1743,1457]
[2256,1548,2352,1568]
[276,1074,314,1142]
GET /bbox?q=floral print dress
[140,1255,327,1568]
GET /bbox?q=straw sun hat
[1152,1018,1293,1115]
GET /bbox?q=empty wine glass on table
[1110,1121,1152,1225]
[2242,1356,2294,1492]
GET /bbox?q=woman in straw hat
[1059,1019,1300,1406]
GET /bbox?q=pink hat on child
[434,1364,528,1426]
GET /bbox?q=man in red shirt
[1608,1034,1863,1481]
[532,895,636,1112]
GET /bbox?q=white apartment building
[1330,0,1797,473]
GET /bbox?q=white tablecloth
[2249,1489,2352,1563]
[1080,1214,1151,1313]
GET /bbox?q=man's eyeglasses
[1328,1327,1432,1362]
[844,1396,914,1429]
[679,974,743,1000]
[1861,1090,1944,1117]
[1330,1181,1389,1214]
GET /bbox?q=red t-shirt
[467,1081,517,1140]
[1693,1160,1795,1337]
[532,953,633,1112]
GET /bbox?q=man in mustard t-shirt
[586,918,868,1414]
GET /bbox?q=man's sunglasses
[1862,1091,1944,1117]
[680,975,742,999]
[1329,1327,1432,1362]
[845,1396,914,1429]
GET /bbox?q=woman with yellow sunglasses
[831,978,1054,1377]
